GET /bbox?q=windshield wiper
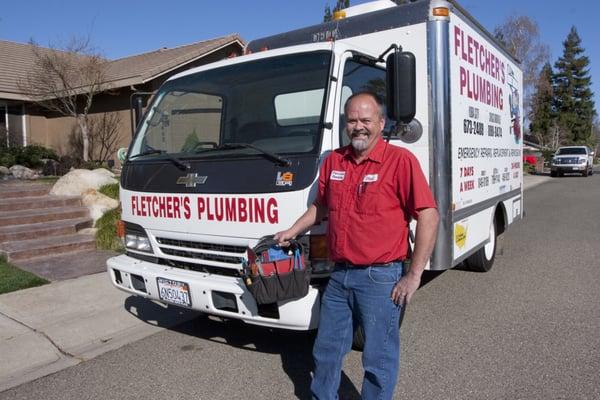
[129,148,188,171]
[221,143,291,166]
[194,142,291,166]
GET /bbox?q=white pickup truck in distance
[550,146,594,177]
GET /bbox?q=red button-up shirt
[316,139,437,265]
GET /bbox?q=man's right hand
[273,230,295,247]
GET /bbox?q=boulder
[50,168,117,196]
[9,165,39,180]
[81,188,119,223]
[0,166,9,176]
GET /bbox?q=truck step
[0,217,93,243]
[0,233,97,263]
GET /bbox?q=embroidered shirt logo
[330,170,346,181]
[363,174,378,183]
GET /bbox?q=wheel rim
[484,222,496,260]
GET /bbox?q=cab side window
[339,59,386,147]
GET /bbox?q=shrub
[98,183,119,200]
[95,207,124,251]
[0,145,58,169]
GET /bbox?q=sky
[1,1,598,112]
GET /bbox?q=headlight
[125,233,153,253]
[579,158,587,164]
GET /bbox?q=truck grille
[557,157,579,165]
[155,237,247,275]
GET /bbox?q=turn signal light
[116,220,125,238]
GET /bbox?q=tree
[529,63,554,147]
[19,37,108,162]
[553,26,596,146]
[493,15,549,122]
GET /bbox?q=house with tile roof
[0,34,244,163]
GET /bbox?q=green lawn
[0,257,49,295]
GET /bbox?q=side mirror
[117,147,128,163]
[386,51,416,124]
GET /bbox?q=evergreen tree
[529,63,554,147]
[553,26,596,145]
[323,4,333,22]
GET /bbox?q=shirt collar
[342,138,387,164]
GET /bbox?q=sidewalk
[0,270,201,392]
[0,174,550,393]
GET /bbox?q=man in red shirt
[275,91,438,400]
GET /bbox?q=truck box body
[108,0,523,330]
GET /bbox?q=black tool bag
[243,237,311,305]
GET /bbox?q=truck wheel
[464,220,497,272]
[550,171,557,177]
[582,169,589,177]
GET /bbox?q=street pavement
[0,173,551,393]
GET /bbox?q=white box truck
[108,0,523,331]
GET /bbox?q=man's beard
[351,132,369,151]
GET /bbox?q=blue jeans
[311,262,404,400]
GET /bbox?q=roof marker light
[333,10,346,20]
[432,7,449,17]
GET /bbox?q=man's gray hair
[344,91,385,119]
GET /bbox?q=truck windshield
[129,51,332,161]
[556,147,587,155]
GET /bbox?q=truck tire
[550,171,557,177]
[582,168,589,177]
[464,219,497,272]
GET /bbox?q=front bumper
[107,254,320,330]
[551,164,587,172]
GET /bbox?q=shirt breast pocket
[327,181,349,211]
[356,183,392,215]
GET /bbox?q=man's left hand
[391,274,421,306]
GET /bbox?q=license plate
[157,277,191,307]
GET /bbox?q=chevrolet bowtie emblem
[176,173,207,187]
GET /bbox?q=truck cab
[550,146,594,177]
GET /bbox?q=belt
[335,260,403,268]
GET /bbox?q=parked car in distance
[550,145,594,177]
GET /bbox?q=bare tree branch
[18,36,110,161]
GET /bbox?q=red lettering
[206,197,214,220]
[152,196,159,217]
[159,196,166,218]
[214,198,224,221]
[197,198,206,220]
[183,197,191,219]
[267,198,278,224]
[131,196,138,215]
[238,198,247,222]
[225,198,237,221]
[454,26,461,56]
[173,197,180,218]
[460,66,467,96]
[254,198,265,223]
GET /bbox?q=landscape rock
[0,166,9,176]
[9,165,39,180]
[50,168,117,196]
[81,189,119,223]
